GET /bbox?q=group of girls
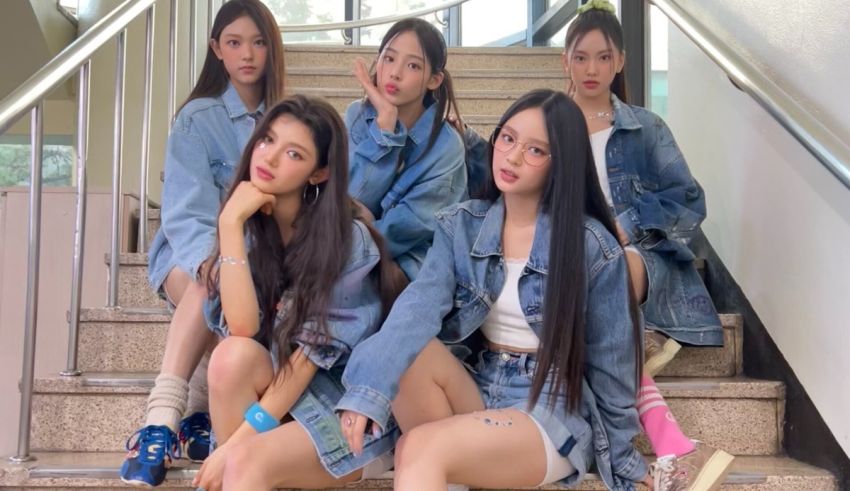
[118,0,732,490]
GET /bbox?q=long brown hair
[206,95,404,373]
[180,0,286,113]
[564,7,629,103]
[368,18,462,159]
[478,90,641,412]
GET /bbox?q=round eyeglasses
[490,128,551,167]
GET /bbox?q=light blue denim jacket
[203,220,399,477]
[605,96,721,345]
[345,99,467,279]
[337,198,646,490]
[461,97,722,345]
[148,83,264,292]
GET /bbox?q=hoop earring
[303,183,320,205]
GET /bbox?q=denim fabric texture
[337,198,646,489]
[344,99,467,280]
[148,83,263,292]
[203,220,399,477]
[461,96,722,345]
[606,95,721,345]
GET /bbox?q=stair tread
[33,373,782,399]
[0,453,834,488]
[288,66,565,77]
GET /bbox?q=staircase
[0,47,838,490]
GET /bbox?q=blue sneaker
[119,425,180,487]
[179,412,212,462]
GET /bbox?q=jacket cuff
[334,385,392,431]
[615,446,649,484]
[615,208,644,244]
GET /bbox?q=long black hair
[479,89,641,411]
[368,18,462,158]
[206,95,404,373]
[564,6,628,103]
[179,0,286,113]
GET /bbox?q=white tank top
[590,126,615,208]
[480,259,540,350]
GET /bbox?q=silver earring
[303,183,320,205]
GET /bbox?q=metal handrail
[650,0,850,190]
[279,0,469,33]
[0,0,156,134]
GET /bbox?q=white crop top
[480,259,540,350]
[590,126,615,207]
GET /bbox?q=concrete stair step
[77,305,743,377]
[30,374,780,455]
[104,254,166,309]
[0,452,835,489]
[287,67,566,91]
[284,45,564,71]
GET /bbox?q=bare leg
[223,421,362,491]
[394,409,547,490]
[391,339,484,432]
[207,336,274,443]
[625,248,648,303]
[159,273,214,378]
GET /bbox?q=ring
[345,416,353,427]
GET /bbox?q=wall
[665,1,850,457]
[0,188,112,456]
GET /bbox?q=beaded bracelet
[218,255,248,266]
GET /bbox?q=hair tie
[577,0,617,15]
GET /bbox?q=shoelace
[125,425,181,463]
[652,457,683,491]
[179,412,211,447]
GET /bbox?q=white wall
[665,1,850,457]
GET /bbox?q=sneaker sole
[689,449,735,491]
[644,338,682,378]
[120,477,156,488]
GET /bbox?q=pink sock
[637,376,695,457]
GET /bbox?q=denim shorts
[469,349,593,487]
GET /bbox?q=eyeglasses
[490,128,551,167]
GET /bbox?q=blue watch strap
[244,402,279,433]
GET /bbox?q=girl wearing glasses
[336,89,650,490]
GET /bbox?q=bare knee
[394,426,444,472]
[208,337,265,393]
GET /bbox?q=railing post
[108,30,127,308]
[190,0,197,85]
[344,0,361,46]
[168,0,177,119]
[622,0,648,106]
[445,5,461,46]
[61,61,91,378]
[10,103,44,464]
[138,6,155,253]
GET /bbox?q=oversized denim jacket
[148,83,263,292]
[337,199,647,490]
[461,98,722,345]
[203,220,399,477]
[605,96,721,345]
[345,99,467,280]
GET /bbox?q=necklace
[585,110,614,121]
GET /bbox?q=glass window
[0,142,74,187]
[461,0,526,47]
[266,0,347,44]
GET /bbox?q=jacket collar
[611,93,642,131]
[221,82,265,120]
[470,197,551,275]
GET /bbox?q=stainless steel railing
[649,0,850,191]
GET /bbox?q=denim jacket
[148,83,264,292]
[461,99,722,345]
[345,99,467,280]
[203,219,399,476]
[606,96,721,345]
[337,199,646,489]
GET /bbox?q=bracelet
[244,402,279,433]
[219,255,248,266]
